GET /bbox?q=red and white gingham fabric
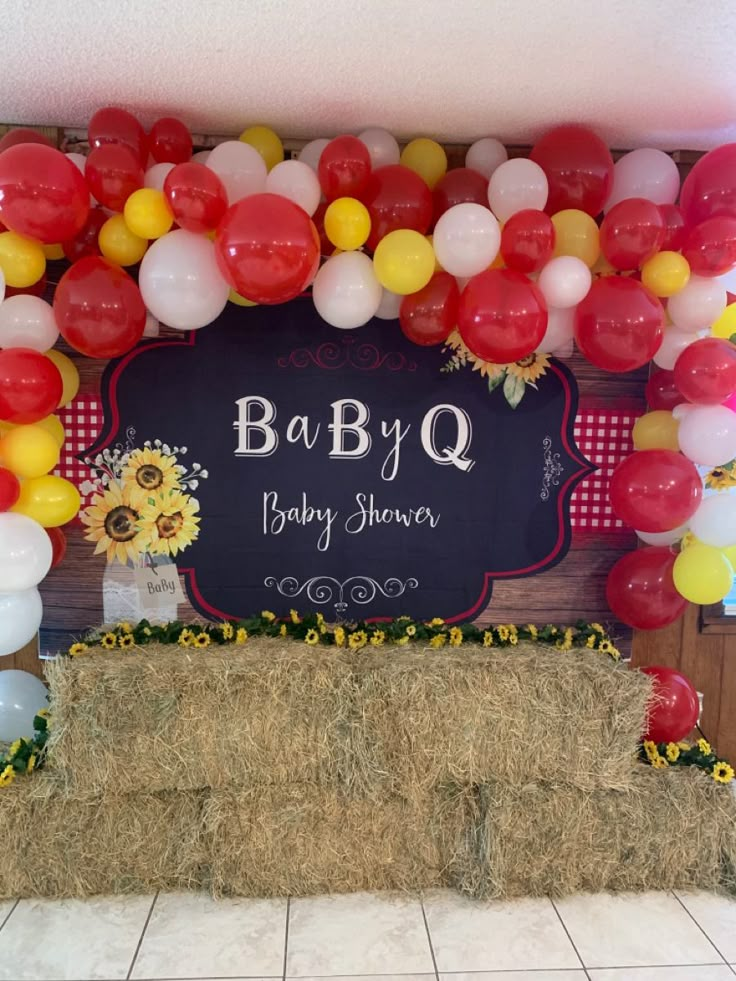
[58,397,638,532]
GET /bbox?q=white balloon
[299,138,330,173]
[191,149,211,164]
[358,128,400,169]
[374,288,402,320]
[667,275,727,333]
[432,203,500,277]
[488,158,548,222]
[465,137,508,180]
[690,495,736,547]
[312,251,382,329]
[144,162,175,191]
[672,403,695,421]
[0,296,59,351]
[537,256,591,309]
[0,268,4,306]
[0,670,48,741]
[535,306,575,354]
[604,148,680,211]
[678,404,736,466]
[0,588,43,657]
[139,230,229,331]
[653,326,699,370]
[0,513,52,592]
[206,140,267,203]
[265,159,321,216]
[636,524,689,546]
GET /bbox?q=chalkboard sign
[89,301,594,622]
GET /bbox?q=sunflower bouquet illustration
[441,329,550,409]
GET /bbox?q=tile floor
[0,888,734,980]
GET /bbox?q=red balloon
[682,216,736,278]
[318,136,371,202]
[609,449,702,532]
[658,203,689,252]
[606,547,687,630]
[673,337,736,405]
[85,144,144,212]
[311,201,334,257]
[640,666,699,743]
[500,209,555,273]
[680,143,736,226]
[600,198,665,270]
[646,369,686,411]
[0,128,54,153]
[62,206,107,263]
[0,348,62,423]
[399,272,459,346]
[0,144,90,244]
[148,117,192,164]
[164,162,227,233]
[0,467,20,511]
[88,106,148,166]
[458,269,548,363]
[215,193,320,305]
[53,256,146,358]
[46,526,67,568]
[432,168,489,224]
[361,165,433,250]
[575,277,665,372]
[530,124,614,216]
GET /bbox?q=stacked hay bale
[0,640,734,899]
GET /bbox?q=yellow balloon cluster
[674,544,734,605]
[13,475,80,528]
[99,215,148,266]
[373,230,435,295]
[632,411,679,451]
[124,189,173,240]
[324,198,371,251]
[400,138,447,189]
[239,126,284,171]
[0,231,46,288]
[640,251,690,297]
[0,425,60,478]
[552,210,600,268]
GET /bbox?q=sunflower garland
[0,709,51,790]
[638,740,734,785]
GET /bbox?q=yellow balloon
[12,475,81,528]
[42,243,65,260]
[34,414,65,447]
[124,189,174,240]
[373,230,435,295]
[712,302,736,340]
[44,350,79,408]
[99,214,148,266]
[673,544,734,604]
[632,411,680,451]
[239,125,284,171]
[0,231,46,288]
[551,210,600,268]
[0,424,60,478]
[324,197,371,251]
[591,252,617,277]
[426,235,444,272]
[641,251,690,297]
[400,138,447,189]
[722,543,736,568]
[228,289,258,307]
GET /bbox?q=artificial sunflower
[449,626,463,647]
[396,635,410,645]
[26,754,36,774]
[497,625,510,642]
[443,330,506,381]
[236,628,248,644]
[137,489,201,557]
[705,465,736,491]
[178,628,194,648]
[483,630,493,647]
[194,632,210,648]
[305,628,320,646]
[428,617,445,627]
[280,623,288,637]
[221,623,234,640]
[118,633,135,649]
[80,483,145,565]
[69,642,88,657]
[370,630,386,646]
[121,445,181,506]
[290,609,301,624]
[651,755,669,769]
[348,630,368,649]
[666,743,680,762]
[586,635,597,649]
[333,626,346,647]
[405,624,417,637]
[100,632,117,650]
[8,740,21,758]
[713,761,735,784]
[261,610,276,622]
[429,633,447,648]
[526,624,538,639]
[506,352,550,384]
[591,623,605,634]
[0,765,15,788]
[643,740,659,761]
[698,738,712,755]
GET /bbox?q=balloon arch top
[1,111,736,651]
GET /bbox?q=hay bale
[0,773,208,899]
[450,767,736,900]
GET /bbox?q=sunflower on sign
[441,329,550,408]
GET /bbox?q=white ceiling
[3,0,736,150]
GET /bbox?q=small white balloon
[667,275,727,333]
[139,230,230,331]
[265,159,321,216]
[0,670,48,741]
[432,203,500,277]
[678,404,736,466]
[0,268,4,306]
[191,149,211,164]
[0,513,52,592]
[358,128,400,169]
[299,138,330,173]
[604,148,680,212]
[312,251,383,329]
[535,306,575,354]
[0,588,43,657]
[488,158,548,223]
[537,256,591,309]
[672,403,695,421]
[206,140,267,203]
[653,326,699,370]
[465,137,508,180]
[636,524,689,546]
[144,162,175,191]
[690,495,736,547]
[0,296,59,351]
[374,288,402,320]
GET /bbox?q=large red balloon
[458,269,548,363]
[318,136,371,202]
[0,348,63,423]
[640,666,699,743]
[46,526,67,568]
[399,272,459,346]
[85,144,144,212]
[361,165,433,251]
[215,193,320,305]
[432,168,488,224]
[682,216,736,278]
[0,467,20,511]
[164,162,227,233]
[62,206,107,263]
[88,106,148,166]
[600,198,665,270]
[606,547,687,630]
[673,337,736,405]
[680,143,736,226]
[0,144,90,244]
[0,128,54,153]
[53,256,146,358]
[645,368,686,411]
[148,117,192,164]
[500,209,555,273]
[530,124,614,216]
[574,277,665,372]
[658,203,689,252]
[609,449,702,532]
